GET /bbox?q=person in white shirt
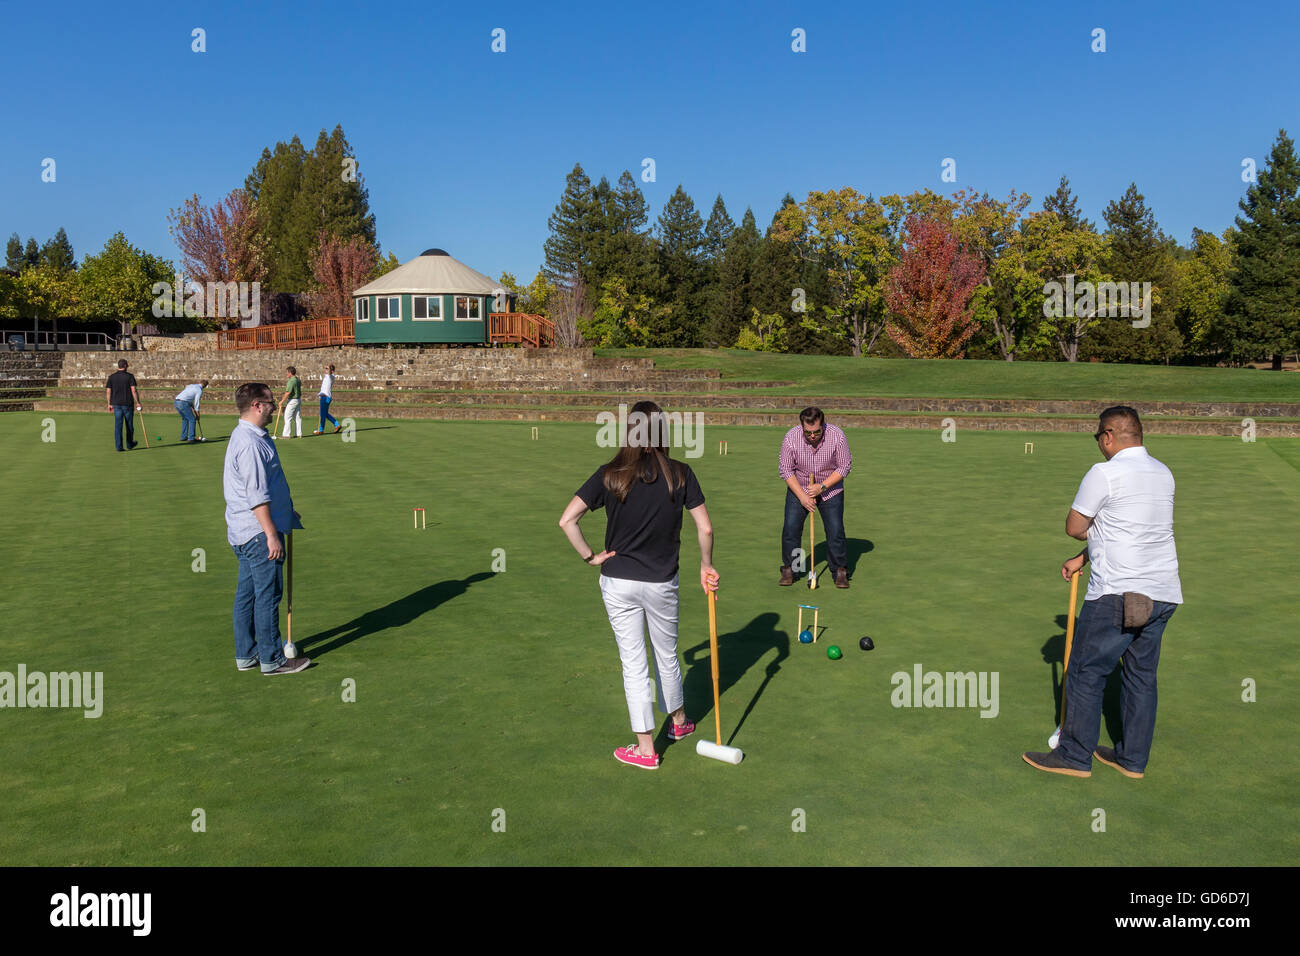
[174,379,209,443]
[314,363,340,435]
[1023,406,1181,780]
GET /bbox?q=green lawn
[1,412,1295,865]
[601,348,1300,403]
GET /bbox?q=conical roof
[353,249,501,296]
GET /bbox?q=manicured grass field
[1,411,1296,865]
[602,348,1300,403]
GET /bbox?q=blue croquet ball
[859,636,875,651]
[799,629,813,644]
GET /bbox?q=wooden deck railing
[217,316,354,350]
[488,313,556,348]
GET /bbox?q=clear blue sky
[2,0,1296,282]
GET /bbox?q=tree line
[510,130,1300,366]
[0,126,392,335]
[4,125,1297,367]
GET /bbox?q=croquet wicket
[413,506,426,529]
[1025,442,1034,454]
[718,439,728,455]
[797,603,820,643]
[531,426,539,440]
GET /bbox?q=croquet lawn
[1,412,1295,865]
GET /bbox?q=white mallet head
[696,739,743,764]
[1048,726,1061,749]
[284,642,298,660]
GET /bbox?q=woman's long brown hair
[603,400,684,502]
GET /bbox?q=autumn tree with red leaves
[884,215,986,358]
[167,189,267,287]
[306,231,377,318]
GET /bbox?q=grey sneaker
[265,656,312,675]
[1094,745,1144,778]
[236,659,259,671]
[1022,750,1091,777]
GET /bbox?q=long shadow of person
[676,612,788,753]
[299,571,494,658]
[1040,612,1123,739]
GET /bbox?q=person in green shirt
[277,366,303,440]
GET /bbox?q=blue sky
[2,0,1296,282]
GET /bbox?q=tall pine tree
[543,164,596,287]
[1223,129,1300,368]
[1043,175,1092,231]
[40,227,75,271]
[711,207,759,346]
[5,234,24,271]
[1084,183,1183,363]
[654,185,706,346]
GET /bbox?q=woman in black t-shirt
[559,400,719,770]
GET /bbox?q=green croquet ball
[156,436,162,441]
[827,645,842,660]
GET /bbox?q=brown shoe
[834,568,849,588]
[1094,746,1144,778]
[778,566,794,586]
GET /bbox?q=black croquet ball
[859,636,875,651]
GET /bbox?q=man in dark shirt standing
[105,359,142,452]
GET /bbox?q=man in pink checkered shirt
[778,407,853,588]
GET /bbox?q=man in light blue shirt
[223,382,311,675]
[174,379,209,443]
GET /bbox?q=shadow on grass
[299,571,494,657]
[1040,613,1123,740]
[674,612,789,753]
[808,536,873,579]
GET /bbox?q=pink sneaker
[667,720,695,740]
[613,745,660,770]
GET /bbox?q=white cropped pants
[599,574,683,733]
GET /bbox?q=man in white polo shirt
[1023,406,1181,779]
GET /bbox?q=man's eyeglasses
[1094,427,1112,441]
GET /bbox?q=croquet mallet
[696,588,743,765]
[1049,569,1081,748]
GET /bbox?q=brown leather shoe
[778,566,794,586]
[834,568,849,588]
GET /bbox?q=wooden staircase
[488,313,556,347]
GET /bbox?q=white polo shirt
[1071,445,1183,604]
[319,373,333,398]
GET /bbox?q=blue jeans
[781,488,847,572]
[231,532,287,673]
[1058,593,1177,772]
[175,399,196,441]
[113,405,136,450]
[319,396,338,431]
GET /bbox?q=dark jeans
[113,405,136,450]
[1058,593,1177,772]
[782,488,847,573]
[231,531,287,672]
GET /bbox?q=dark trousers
[113,405,136,450]
[1058,593,1177,773]
[782,489,847,573]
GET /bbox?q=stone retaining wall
[142,333,218,352]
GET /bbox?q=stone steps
[18,386,1298,419]
[25,402,1298,435]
